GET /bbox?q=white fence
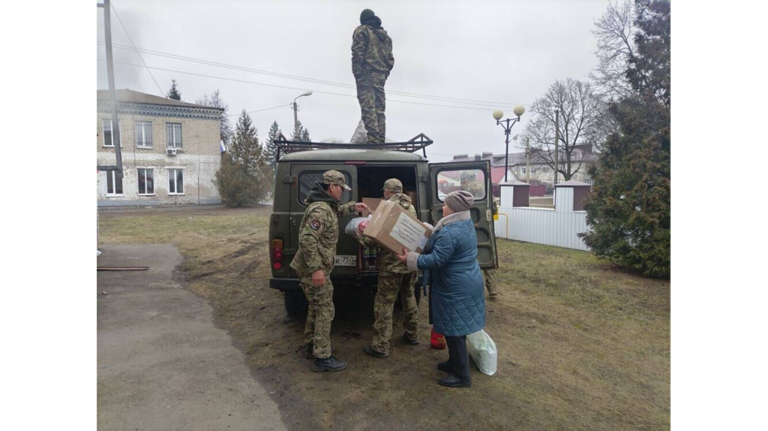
[494,185,590,251]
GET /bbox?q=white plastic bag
[350,119,368,144]
[467,329,498,376]
[344,216,372,238]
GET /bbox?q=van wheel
[284,291,308,317]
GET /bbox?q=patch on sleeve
[310,220,322,231]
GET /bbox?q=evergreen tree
[196,90,233,144]
[263,121,281,169]
[215,110,270,207]
[300,127,311,143]
[291,120,311,142]
[167,79,182,101]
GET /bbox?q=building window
[168,168,184,195]
[166,123,182,148]
[106,171,123,195]
[102,119,121,147]
[135,121,152,148]
[137,168,155,195]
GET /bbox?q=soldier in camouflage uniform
[483,269,498,299]
[290,170,370,372]
[352,9,394,144]
[485,196,499,299]
[360,179,420,359]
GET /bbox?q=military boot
[313,356,347,372]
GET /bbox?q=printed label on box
[390,212,427,251]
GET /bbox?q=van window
[436,169,486,201]
[299,171,352,206]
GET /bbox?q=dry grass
[99,205,670,430]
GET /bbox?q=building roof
[97,89,223,110]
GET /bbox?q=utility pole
[526,137,531,183]
[553,109,559,186]
[98,0,123,177]
[292,101,299,138]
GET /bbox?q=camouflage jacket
[351,22,394,77]
[290,184,357,275]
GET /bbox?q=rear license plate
[334,255,357,267]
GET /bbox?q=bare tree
[523,79,607,181]
[590,0,635,101]
[196,89,233,144]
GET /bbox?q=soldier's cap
[381,178,403,193]
[323,170,352,190]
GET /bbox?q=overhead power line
[228,103,291,117]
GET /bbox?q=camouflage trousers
[483,269,498,296]
[355,71,387,144]
[299,273,335,359]
[372,272,419,354]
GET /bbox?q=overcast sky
[97,0,610,162]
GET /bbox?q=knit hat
[360,9,375,24]
[445,190,474,212]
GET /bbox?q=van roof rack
[273,132,433,160]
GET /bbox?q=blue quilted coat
[417,213,486,337]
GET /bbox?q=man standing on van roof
[290,170,369,372]
[360,178,420,359]
[352,8,394,144]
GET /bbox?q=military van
[268,134,498,315]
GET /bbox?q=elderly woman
[396,190,485,388]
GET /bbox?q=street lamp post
[493,106,525,183]
[292,91,313,139]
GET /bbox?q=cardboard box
[362,200,433,254]
[361,198,383,217]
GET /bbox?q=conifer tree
[215,110,270,207]
[264,121,281,169]
[167,79,182,101]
